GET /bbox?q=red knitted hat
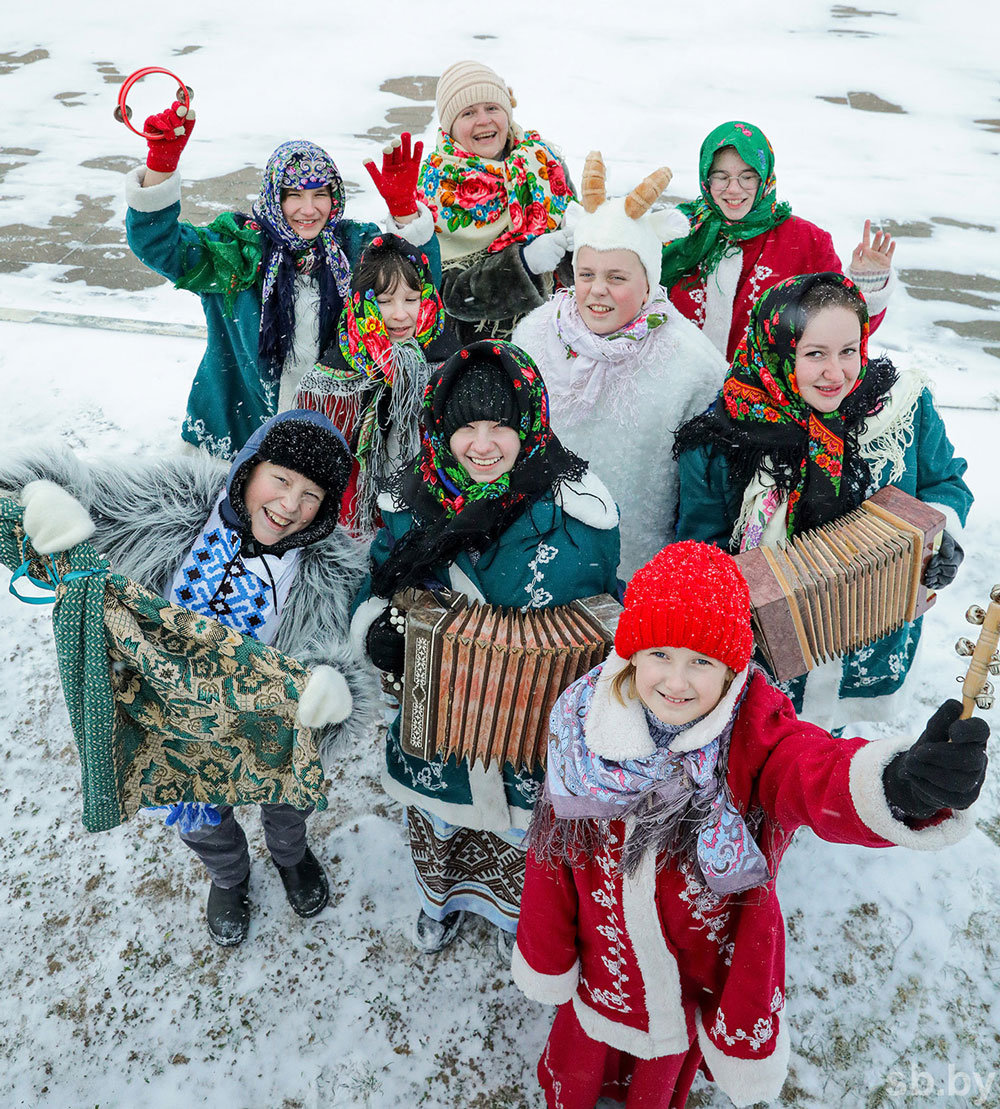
[614,541,754,672]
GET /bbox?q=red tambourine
[113,66,193,140]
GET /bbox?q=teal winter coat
[352,472,621,832]
[125,169,441,457]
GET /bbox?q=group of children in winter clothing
[1,56,990,1109]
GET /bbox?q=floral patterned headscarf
[659,121,792,290]
[722,272,871,534]
[417,341,556,515]
[418,126,574,263]
[251,140,353,378]
[370,341,587,599]
[336,236,443,386]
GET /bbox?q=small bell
[965,605,987,625]
[975,694,994,710]
[955,637,976,657]
[989,652,1000,676]
[990,584,1000,603]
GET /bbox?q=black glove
[365,607,405,677]
[924,530,964,591]
[882,699,989,819]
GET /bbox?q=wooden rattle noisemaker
[954,585,1000,718]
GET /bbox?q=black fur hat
[222,410,352,553]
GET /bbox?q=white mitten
[560,199,585,237]
[297,665,353,728]
[521,228,571,275]
[21,480,96,554]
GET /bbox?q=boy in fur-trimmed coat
[1,410,377,946]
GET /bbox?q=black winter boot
[206,874,251,946]
[412,909,465,954]
[273,846,329,917]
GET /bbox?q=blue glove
[160,802,222,834]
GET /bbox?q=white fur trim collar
[584,653,750,761]
[702,248,741,355]
[556,470,619,530]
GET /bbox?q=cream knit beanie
[436,60,515,137]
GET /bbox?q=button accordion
[732,485,945,682]
[395,590,622,770]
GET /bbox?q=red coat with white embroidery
[666,216,887,361]
[512,666,972,1107]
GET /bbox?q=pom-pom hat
[436,60,515,137]
[614,541,754,673]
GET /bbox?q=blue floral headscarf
[251,140,353,379]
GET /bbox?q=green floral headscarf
[659,120,792,289]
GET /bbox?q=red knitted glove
[364,132,423,219]
[143,100,196,174]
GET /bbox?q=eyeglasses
[707,171,760,190]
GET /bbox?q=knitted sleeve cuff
[848,266,890,292]
[510,944,579,1005]
[125,165,182,213]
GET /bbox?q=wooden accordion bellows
[732,485,945,682]
[397,591,622,770]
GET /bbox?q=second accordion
[396,590,622,770]
[733,485,945,682]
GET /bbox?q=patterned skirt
[406,806,527,933]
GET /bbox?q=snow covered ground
[0,2,998,1106]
